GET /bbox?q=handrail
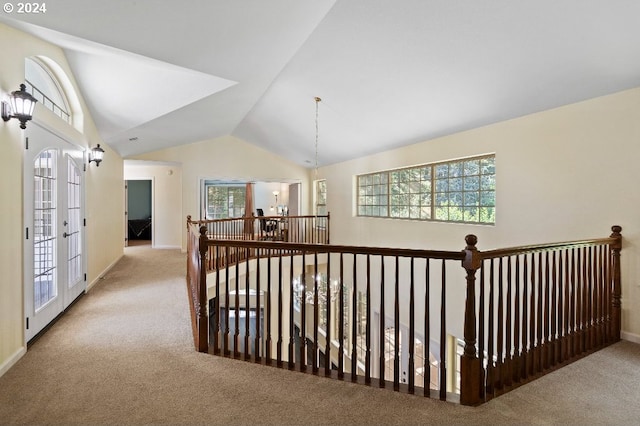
[481,236,617,259]
[207,238,465,261]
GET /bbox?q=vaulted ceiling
[3,1,640,167]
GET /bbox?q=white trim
[621,330,640,344]
[87,254,124,291]
[0,347,26,378]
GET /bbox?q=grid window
[357,172,388,217]
[206,185,246,219]
[315,180,327,216]
[357,154,495,224]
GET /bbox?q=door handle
[63,232,69,238]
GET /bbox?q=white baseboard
[152,245,181,250]
[621,330,640,344]
[87,254,124,291]
[0,346,26,378]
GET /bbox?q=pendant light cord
[314,96,321,218]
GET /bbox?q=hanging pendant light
[314,96,321,217]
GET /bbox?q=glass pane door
[33,149,58,311]
[66,158,82,289]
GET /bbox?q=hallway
[1,246,639,425]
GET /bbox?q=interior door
[24,123,86,342]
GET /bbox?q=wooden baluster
[366,254,372,384]
[264,249,272,365]
[233,247,240,358]
[224,246,231,356]
[580,247,587,354]
[551,251,558,366]
[460,235,481,406]
[505,257,513,388]
[277,251,283,367]
[213,245,220,355]
[408,257,415,394]
[351,254,358,382]
[424,258,431,398]
[596,245,603,348]
[254,249,263,363]
[487,258,495,396]
[312,253,319,373]
[288,251,295,370]
[543,252,550,369]
[569,248,577,359]
[394,256,400,391]
[587,246,594,351]
[529,253,536,375]
[338,253,345,379]
[602,244,609,346]
[521,254,529,381]
[244,247,251,361]
[496,258,504,390]
[197,226,209,353]
[536,252,543,373]
[300,252,307,371]
[378,256,385,388]
[325,253,332,375]
[562,250,570,362]
[478,261,486,397]
[512,255,521,384]
[610,226,622,342]
[439,259,446,401]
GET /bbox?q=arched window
[25,57,72,124]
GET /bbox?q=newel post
[197,225,209,352]
[610,225,622,343]
[460,234,482,406]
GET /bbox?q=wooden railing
[188,214,330,271]
[185,222,622,405]
[460,226,622,405]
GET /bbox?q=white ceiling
[2,0,640,167]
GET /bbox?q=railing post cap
[611,225,622,235]
[199,225,207,236]
[465,234,478,250]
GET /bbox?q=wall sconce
[1,84,38,129]
[88,144,105,167]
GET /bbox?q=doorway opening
[126,179,152,246]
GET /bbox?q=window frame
[356,154,495,225]
[204,184,246,220]
[25,57,72,124]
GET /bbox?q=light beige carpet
[1,246,639,425]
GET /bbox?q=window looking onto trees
[205,184,246,219]
[315,180,327,216]
[357,154,495,224]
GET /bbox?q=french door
[24,123,86,342]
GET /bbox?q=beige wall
[124,161,183,249]
[0,24,124,374]
[319,87,640,340]
[132,135,311,249]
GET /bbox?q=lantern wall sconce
[1,84,38,129]
[88,144,105,167]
